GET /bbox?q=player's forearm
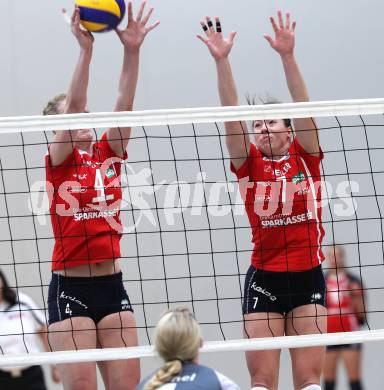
[114,48,140,112]
[215,58,239,107]
[280,53,309,103]
[65,47,93,113]
[216,57,249,155]
[37,325,51,352]
[353,293,366,320]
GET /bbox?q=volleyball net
[0,98,383,366]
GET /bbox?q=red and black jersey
[326,271,364,333]
[231,138,325,272]
[45,133,127,271]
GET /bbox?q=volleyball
[75,0,126,32]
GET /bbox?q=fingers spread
[147,20,160,32]
[127,2,133,23]
[71,7,81,32]
[71,7,77,24]
[215,16,222,33]
[142,7,154,25]
[196,34,208,44]
[270,16,278,33]
[200,21,209,35]
[136,0,146,22]
[206,16,214,33]
[285,12,290,30]
[277,10,284,29]
[229,31,237,44]
[263,34,274,46]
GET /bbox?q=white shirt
[0,292,46,370]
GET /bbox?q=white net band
[0,98,383,133]
[0,330,383,367]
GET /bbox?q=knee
[295,366,322,389]
[70,379,96,390]
[106,363,140,390]
[248,363,275,389]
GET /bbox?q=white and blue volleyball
[75,0,126,33]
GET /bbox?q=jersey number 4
[92,169,114,204]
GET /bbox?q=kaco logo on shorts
[251,282,277,301]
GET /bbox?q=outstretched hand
[264,11,296,56]
[197,16,236,61]
[116,1,160,51]
[65,7,94,50]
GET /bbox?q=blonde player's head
[43,93,93,149]
[43,93,67,116]
[144,307,203,390]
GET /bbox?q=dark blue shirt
[136,362,239,390]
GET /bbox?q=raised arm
[49,7,94,167]
[107,1,159,158]
[197,17,250,170]
[264,11,320,156]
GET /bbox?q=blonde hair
[43,93,66,116]
[144,307,202,390]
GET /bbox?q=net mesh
[0,99,383,365]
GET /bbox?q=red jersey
[231,138,325,272]
[45,133,127,271]
[326,272,363,333]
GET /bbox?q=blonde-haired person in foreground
[136,307,240,390]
